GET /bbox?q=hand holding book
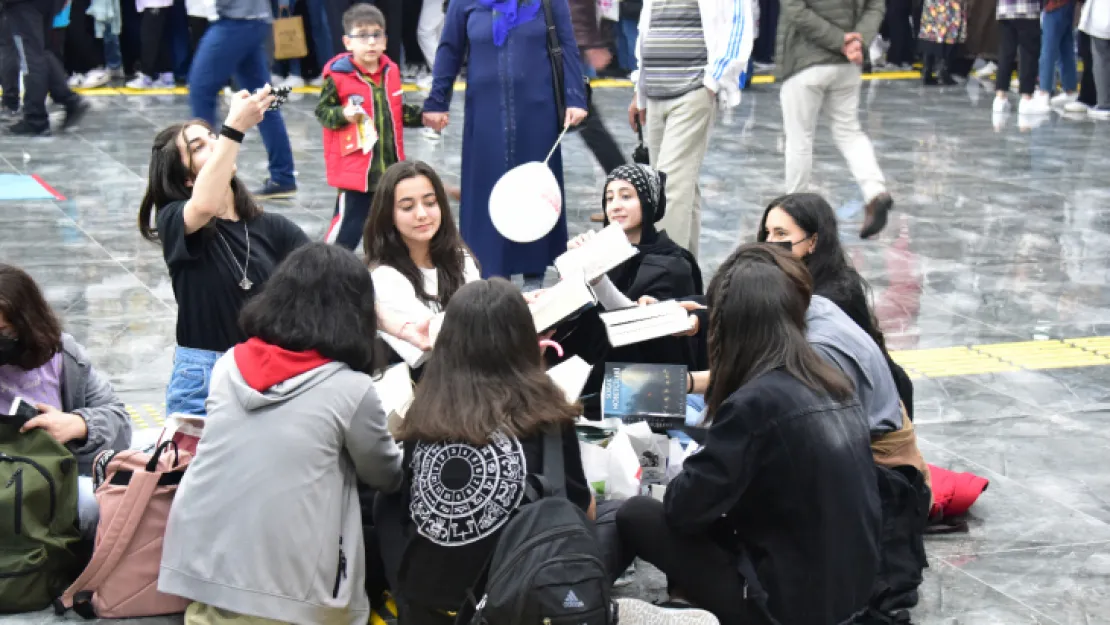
[634,296,705,338]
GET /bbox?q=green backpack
[0,415,84,613]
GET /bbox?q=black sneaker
[62,98,91,131]
[7,120,51,137]
[251,178,298,199]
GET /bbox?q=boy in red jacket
[316,4,406,250]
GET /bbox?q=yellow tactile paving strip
[10,70,924,99]
[121,336,1110,426]
[890,337,1110,379]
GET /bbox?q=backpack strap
[55,441,176,614]
[541,424,566,498]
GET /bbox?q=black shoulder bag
[541,0,593,132]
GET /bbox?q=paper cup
[489,161,562,243]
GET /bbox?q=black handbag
[632,117,649,164]
[541,0,593,132]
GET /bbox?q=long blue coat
[424,0,587,278]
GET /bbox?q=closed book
[554,223,638,282]
[601,362,687,429]
[529,273,598,332]
[600,301,694,348]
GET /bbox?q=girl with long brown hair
[609,243,881,625]
[372,278,592,625]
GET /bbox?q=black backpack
[458,427,614,625]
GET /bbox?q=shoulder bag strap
[539,0,567,119]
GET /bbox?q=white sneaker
[81,68,111,89]
[422,126,442,140]
[974,61,997,79]
[992,96,1011,113]
[68,73,85,88]
[281,75,305,89]
[1064,100,1090,113]
[1018,94,1051,115]
[1090,106,1110,120]
[1050,92,1078,108]
[616,598,719,625]
[309,76,325,88]
[416,74,434,92]
[126,73,153,89]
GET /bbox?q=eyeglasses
[346,32,385,43]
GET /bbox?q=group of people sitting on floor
[1,86,935,625]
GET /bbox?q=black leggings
[1078,31,1097,107]
[612,496,769,625]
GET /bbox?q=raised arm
[182,88,274,234]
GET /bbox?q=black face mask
[0,335,20,366]
[771,240,795,251]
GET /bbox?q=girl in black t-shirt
[372,278,594,625]
[137,88,310,417]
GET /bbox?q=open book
[599,301,695,348]
[529,273,597,332]
[374,362,414,435]
[546,355,593,403]
[554,224,638,282]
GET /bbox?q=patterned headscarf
[477,0,543,47]
[602,164,668,228]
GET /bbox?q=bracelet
[687,372,694,394]
[220,125,245,143]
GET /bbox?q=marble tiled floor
[2,76,1110,624]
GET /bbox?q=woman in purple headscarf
[422,0,588,281]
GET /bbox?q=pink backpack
[54,441,192,618]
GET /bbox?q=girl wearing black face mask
[0,264,132,538]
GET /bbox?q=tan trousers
[646,86,717,257]
[184,602,353,625]
[780,64,887,203]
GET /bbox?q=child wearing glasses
[316,4,407,250]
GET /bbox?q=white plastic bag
[579,440,610,497]
[597,0,620,22]
[606,429,643,499]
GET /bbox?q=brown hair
[0,264,63,370]
[705,243,853,420]
[397,279,579,445]
[138,120,261,242]
[342,3,385,34]
[363,161,476,309]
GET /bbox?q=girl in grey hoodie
[159,243,402,625]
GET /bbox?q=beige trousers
[780,64,887,202]
[646,86,717,256]
[184,602,352,625]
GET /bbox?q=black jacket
[665,370,881,625]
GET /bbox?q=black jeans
[611,496,769,625]
[882,0,917,66]
[139,7,173,76]
[1,12,21,110]
[996,18,1040,96]
[65,0,104,73]
[578,107,627,175]
[5,0,79,128]
[1078,31,1096,107]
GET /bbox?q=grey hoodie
[159,351,402,625]
[806,295,902,434]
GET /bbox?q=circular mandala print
[410,431,526,546]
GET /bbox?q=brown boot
[589,212,606,223]
[860,193,893,239]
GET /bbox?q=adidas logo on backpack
[460,426,614,625]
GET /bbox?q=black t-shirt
[156,201,310,352]
[395,423,591,610]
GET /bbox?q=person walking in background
[317,4,406,250]
[1068,18,1099,114]
[415,0,444,90]
[422,0,588,281]
[568,0,628,223]
[776,0,892,239]
[918,0,967,85]
[187,0,299,198]
[127,0,175,89]
[1079,0,1110,119]
[3,0,90,135]
[993,0,1047,115]
[628,0,755,257]
[1037,0,1079,108]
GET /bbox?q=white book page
[554,224,638,282]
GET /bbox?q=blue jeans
[188,18,297,187]
[103,30,122,69]
[1039,3,1077,93]
[616,17,638,72]
[166,346,222,417]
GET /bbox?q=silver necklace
[215,221,252,290]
